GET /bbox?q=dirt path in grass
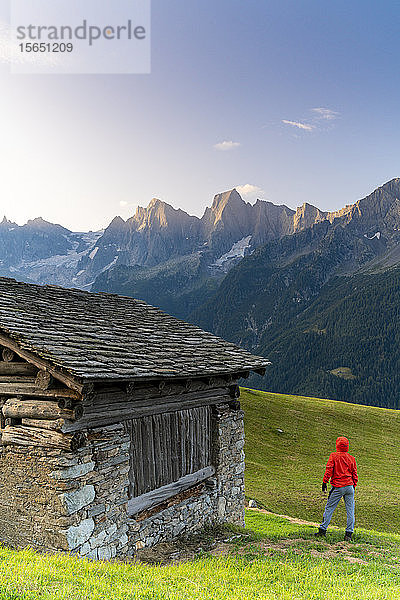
[134,507,397,568]
[246,506,322,528]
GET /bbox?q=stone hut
[0,277,268,559]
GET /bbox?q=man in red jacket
[315,436,358,541]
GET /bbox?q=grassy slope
[1,390,400,599]
[241,388,400,532]
[1,512,400,599]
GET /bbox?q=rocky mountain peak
[147,197,163,209]
[207,189,247,225]
[293,203,327,232]
[107,216,126,229]
[332,178,400,233]
[24,217,71,235]
[130,198,198,232]
[0,216,13,227]
[26,217,49,227]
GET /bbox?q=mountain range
[2,178,400,408]
[0,188,344,289]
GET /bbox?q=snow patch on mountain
[4,230,103,288]
[364,232,381,240]
[100,256,119,274]
[213,236,252,267]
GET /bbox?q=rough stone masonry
[0,403,245,558]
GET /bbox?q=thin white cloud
[282,120,314,131]
[311,107,339,120]
[119,200,137,212]
[236,184,264,200]
[214,140,241,151]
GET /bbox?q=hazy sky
[1,0,399,231]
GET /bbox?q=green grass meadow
[0,511,399,600]
[241,388,400,532]
[0,389,399,599]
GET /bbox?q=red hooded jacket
[323,437,358,488]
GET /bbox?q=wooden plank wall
[126,406,211,499]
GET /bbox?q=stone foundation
[0,403,245,557]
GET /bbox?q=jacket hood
[336,436,349,452]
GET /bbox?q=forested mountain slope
[192,180,400,408]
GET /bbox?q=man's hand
[322,482,327,493]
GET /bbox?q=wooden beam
[0,382,80,400]
[1,425,86,451]
[127,466,215,517]
[0,363,38,376]
[64,393,230,432]
[2,398,83,421]
[85,387,226,413]
[0,333,83,394]
[84,384,230,408]
[0,376,36,384]
[21,418,67,431]
[81,383,95,399]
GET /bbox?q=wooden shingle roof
[0,278,269,382]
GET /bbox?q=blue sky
[0,0,399,230]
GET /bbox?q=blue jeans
[320,485,355,533]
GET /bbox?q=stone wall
[0,444,75,551]
[63,423,131,560]
[213,404,245,526]
[0,423,131,558]
[0,403,245,557]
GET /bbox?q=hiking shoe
[314,528,326,537]
[344,532,353,542]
